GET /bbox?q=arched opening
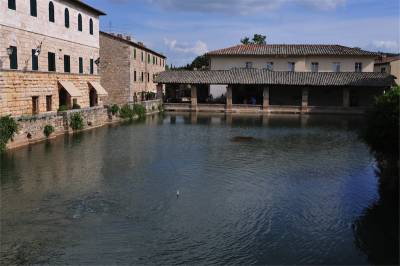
[64,8,69,28]
[89,19,93,35]
[59,88,70,109]
[49,2,55,22]
[78,13,82,31]
[89,87,98,107]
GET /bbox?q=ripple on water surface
[0,114,381,265]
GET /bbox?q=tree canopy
[241,34,267,45]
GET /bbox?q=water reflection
[1,113,396,265]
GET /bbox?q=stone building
[374,55,400,81]
[156,44,395,114]
[0,0,107,116]
[99,31,166,105]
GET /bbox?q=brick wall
[0,70,104,116]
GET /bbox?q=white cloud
[164,38,208,55]
[370,40,399,52]
[149,0,346,14]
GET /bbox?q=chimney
[138,42,145,47]
[125,35,131,41]
[117,33,123,38]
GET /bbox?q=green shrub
[110,104,120,115]
[43,125,55,137]
[72,103,81,110]
[70,113,84,130]
[132,104,146,118]
[119,104,135,120]
[362,86,399,157]
[58,105,68,112]
[0,115,18,153]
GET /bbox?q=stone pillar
[301,88,309,108]
[343,88,350,107]
[263,87,270,111]
[156,83,163,101]
[226,85,233,111]
[191,85,197,111]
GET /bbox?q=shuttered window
[64,55,70,73]
[9,46,18,70]
[49,2,55,22]
[90,59,94,74]
[89,19,93,35]
[79,57,83,74]
[48,52,56,71]
[64,8,69,28]
[30,0,37,16]
[134,71,137,82]
[8,0,16,10]
[32,49,38,70]
[78,14,82,31]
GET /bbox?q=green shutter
[31,49,38,70]
[9,46,18,69]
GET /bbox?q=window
[64,55,70,73]
[381,67,387,73]
[311,62,319,73]
[8,0,16,10]
[46,95,52,111]
[49,2,55,22]
[148,73,150,82]
[32,96,39,114]
[266,62,273,71]
[90,59,94,74]
[89,19,93,35]
[9,46,18,70]
[134,70,137,82]
[30,0,37,17]
[153,55,155,64]
[141,52,144,62]
[79,57,83,73]
[78,14,82,31]
[48,52,56,71]
[355,62,362,72]
[245,62,253,68]
[141,72,144,82]
[148,54,150,63]
[64,8,69,28]
[31,49,38,71]
[288,62,295,72]
[134,49,136,59]
[333,62,340,72]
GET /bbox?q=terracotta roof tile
[207,44,378,57]
[155,69,394,87]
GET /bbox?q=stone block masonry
[0,70,103,116]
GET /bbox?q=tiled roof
[207,44,378,57]
[154,69,394,87]
[375,55,400,64]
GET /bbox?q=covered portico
[155,68,394,114]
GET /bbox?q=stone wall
[6,106,108,150]
[0,70,104,116]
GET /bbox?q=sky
[85,0,400,66]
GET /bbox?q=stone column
[343,88,350,107]
[226,85,233,111]
[156,83,163,101]
[191,85,197,111]
[263,87,270,111]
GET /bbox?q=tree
[240,34,267,45]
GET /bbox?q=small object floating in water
[176,190,180,199]
[231,136,256,142]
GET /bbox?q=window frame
[311,62,319,73]
[32,96,39,115]
[90,59,94,74]
[332,62,341,72]
[64,8,70,28]
[31,49,39,71]
[48,52,56,72]
[46,95,52,112]
[78,14,83,32]
[64,55,71,73]
[30,0,37,17]
[134,70,137,82]
[9,46,18,70]
[355,62,362,72]
[49,2,55,22]
[288,62,295,72]
[8,0,16,10]
[79,57,83,74]
[89,19,93,35]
